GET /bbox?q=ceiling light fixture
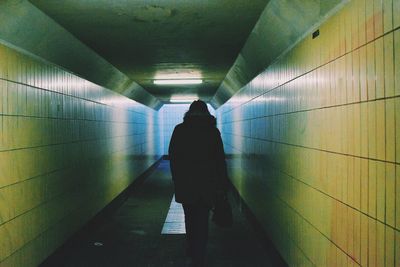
[170,99,198,103]
[154,79,203,85]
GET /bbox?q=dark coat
[169,114,229,205]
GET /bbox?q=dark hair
[183,100,211,119]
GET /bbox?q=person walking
[168,100,229,267]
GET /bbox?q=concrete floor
[40,161,286,267]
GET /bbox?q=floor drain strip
[161,195,186,234]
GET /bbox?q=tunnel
[0,0,399,266]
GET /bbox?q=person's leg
[191,205,210,267]
[182,204,195,257]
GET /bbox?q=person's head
[183,100,211,120]
[188,100,210,115]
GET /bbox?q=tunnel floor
[39,160,285,267]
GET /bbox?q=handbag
[211,193,233,228]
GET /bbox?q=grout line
[0,77,150,117]
[0,112,150,124]
[218,26,400,117]
[223,142,400,234]
[0,132,147,153]
[219,132,400,166]
[219,95,400,124]
[0,158,163,263]
[0,142,145,190]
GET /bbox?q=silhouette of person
[169,100,229,267]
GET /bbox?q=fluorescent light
[154,79,203,85]
[170,99,197,103]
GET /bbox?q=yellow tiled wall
[0,43,162,266]
[217,0,399,265]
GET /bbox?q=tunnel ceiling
[29,0,269,103]
[210,0,346,108]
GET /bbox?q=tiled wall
[159,104,215,155]
[0,42,162,266]
[216,0,400,265]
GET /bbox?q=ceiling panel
[29,0,269,103]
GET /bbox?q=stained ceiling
[29,0,269,103]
